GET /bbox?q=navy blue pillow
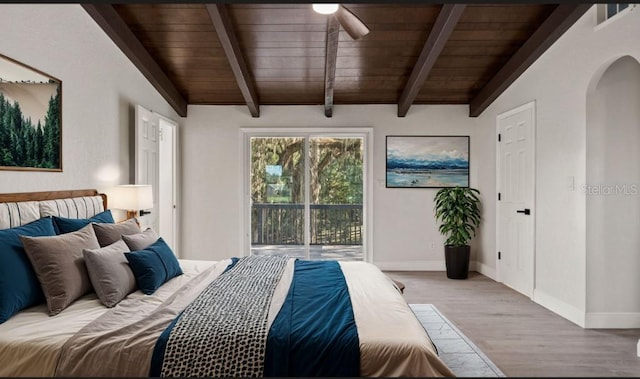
[53,209,114,234]
[0,217,56,323]
[124,237,182,295]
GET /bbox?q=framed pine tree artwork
[0,53,61,171]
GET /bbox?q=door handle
[516,208,531,215]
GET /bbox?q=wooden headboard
[0,189,108,209]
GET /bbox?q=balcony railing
[252,203,362,245]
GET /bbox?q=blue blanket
[264,259,360,376]
[150,258,359,377]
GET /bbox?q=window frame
[596,3,636,27]
[240,127,374,262]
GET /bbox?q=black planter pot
[444,245,470,279]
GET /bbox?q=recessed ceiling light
[312,4,339,15]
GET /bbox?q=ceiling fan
[312,4,370,40]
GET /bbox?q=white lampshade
[312,3,339,14]
[111,184,153,211]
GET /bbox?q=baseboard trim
[585,312,640,329]
[533,288,585,327]
[374,260,494,276]
[374,260,445,271]
[474,261,496,280]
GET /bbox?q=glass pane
[250,137,305,259]
[619,3,629,11]
[309,137,364,261]
[607,4,617,18]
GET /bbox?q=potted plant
[434,187,481,279]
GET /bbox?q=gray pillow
[83,239,135,307]
[122,228,159,251]
[20,223,99,316]
[92,218,141,247]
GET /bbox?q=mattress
[0,258,454,377]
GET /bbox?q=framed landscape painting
[0,53,61,171]
[386,135,469,188]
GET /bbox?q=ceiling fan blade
[335,5,370,40]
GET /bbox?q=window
[597,3,635,24]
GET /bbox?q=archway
[586,56,640,328]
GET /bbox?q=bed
[0,189,454,377]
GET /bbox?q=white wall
[586,56,640,327]
[180,104,493,271]
[475,5,640,327]
[5,3,636,328]
[0,5,180,207]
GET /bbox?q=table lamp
[111,184,153,220]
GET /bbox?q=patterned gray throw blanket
[159,255,289,377]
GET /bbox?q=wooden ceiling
[82,3,591,118]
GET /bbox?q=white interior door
[159,118,177,250]
[134,104,159,233]
[497,101,535,297]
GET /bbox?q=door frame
[157,115,179,255]
[240,128,374,262]
[495,101,536,294]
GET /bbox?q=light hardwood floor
[385,270,640,377]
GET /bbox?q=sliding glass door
[247,132,367,261]
[309,137,363,260]
[250,137,306,259]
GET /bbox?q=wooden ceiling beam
[469,4,591,117]
[82,4,187,117]
[206,4,260,118]
[324,17,340,118]
[397,4,466,117]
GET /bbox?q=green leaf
[433,186,482,246]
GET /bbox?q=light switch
[567,176,575,191]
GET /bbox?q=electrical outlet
[430,242,436,250]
